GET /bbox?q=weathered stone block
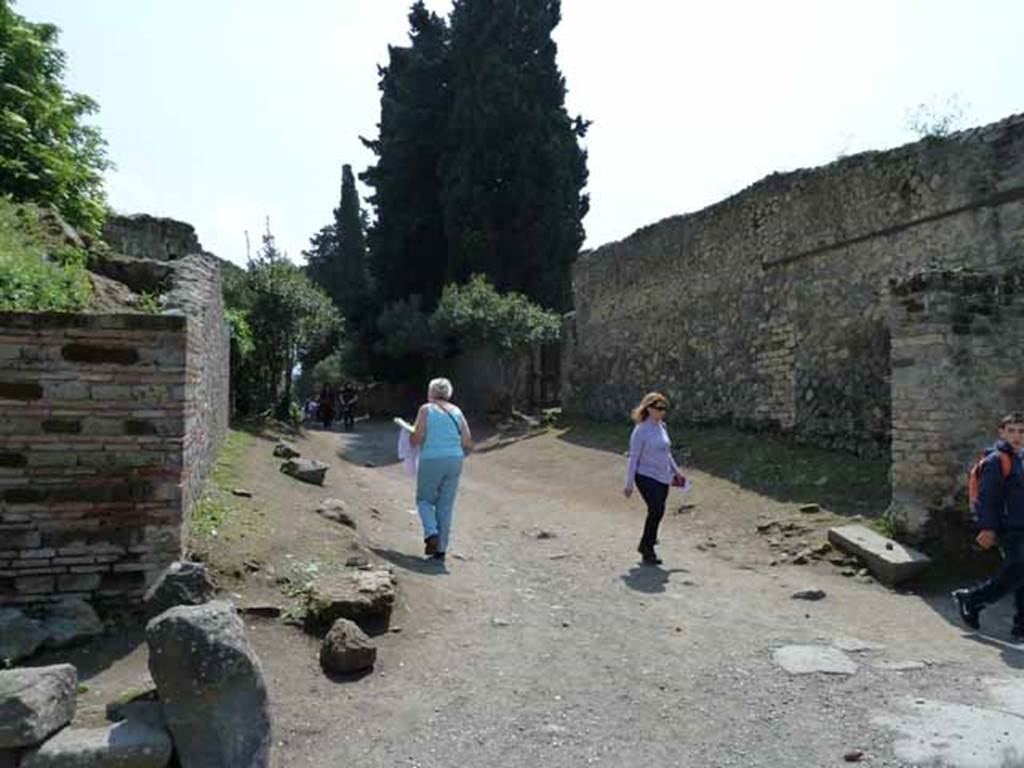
[19,719,172,767]
[0,664,77,748]
[828,524,931,585]
[56,573,102,593]
[0,382,42,401]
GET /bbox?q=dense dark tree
[361,0,588,312]
[305,165,369,319]
[441,0,588,310]
[360,1,451,310]
[0,0,109,236]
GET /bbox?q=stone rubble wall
[102,214,202,263]
[567,114,1024,458]
[888,268,1024,542]
[0,216,230,608]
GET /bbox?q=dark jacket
[976,440,1024,532]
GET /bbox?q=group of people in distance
[306,382,360,431]
[405,380,1024,641]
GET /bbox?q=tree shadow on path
[620,565,688,594]
[370,546,448,576]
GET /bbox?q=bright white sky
[19,1,1024,266]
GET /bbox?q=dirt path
[65,420,1024,766]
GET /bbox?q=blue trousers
[416,456,463,554]
[971,531,1024,623]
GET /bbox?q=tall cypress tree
[361,2,451,310]
[305,164,369,321]
[441,0,588,310]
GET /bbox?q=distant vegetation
[300,0,585,390]
[0,197,92,311]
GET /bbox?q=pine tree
[441,0,589,310]
[361,1,452,310]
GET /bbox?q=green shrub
[432,274,562,351]
[0,198,92,311]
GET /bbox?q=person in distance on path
[623,392,687,565]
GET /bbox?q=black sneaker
[424,535,439,556]
[952,589,981,630]
[433,551,446,561]
[640,549,662,566]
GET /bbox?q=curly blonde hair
[630,392,669,424]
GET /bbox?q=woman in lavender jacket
[623,392,686,565]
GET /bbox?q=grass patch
[191,430,253,538]
[556,417,890,518]
[0,198,93,311]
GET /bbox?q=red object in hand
[671,474,687,488]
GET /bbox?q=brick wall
[0,225,230,607]
[567,113,1024,458]
[888,268,1024,543]
[0,313,188,607]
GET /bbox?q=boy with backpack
[953,412,1024,639]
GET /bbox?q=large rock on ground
[146,601,271,767]
[142,561,214,620]
[303,567,396,635]
[273,442,300,459]
[19,720,172,768]
[319,619,377,674]
[41,600,104,650]
[0,664,77,748]
[0,610,47,666]
[279,458,328,486]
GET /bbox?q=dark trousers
[971,531,1024,623]
[635,473,668,552]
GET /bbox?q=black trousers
[635,473,669,552]
[971,531,1024,622]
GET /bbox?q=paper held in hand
[393,417,415,434]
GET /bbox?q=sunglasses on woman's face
[650,405,667,411]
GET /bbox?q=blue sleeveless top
[421,404,464,459]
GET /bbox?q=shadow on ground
[620,565,688,594]
[29,626,146,683]
[557,417,890,519]
[370,546,448,576]
[915,585,1024,669]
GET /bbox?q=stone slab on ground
[0,665,77,749]
[303,567,396,635]
[772,645,857,676]
[827,524,930,585]
[19,720,172,768]
[280,458,328,486]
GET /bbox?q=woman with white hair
[409,377,474,560]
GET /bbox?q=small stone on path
[799,503,821,513]
[491,618,510,627]
[843,749,865,762]
[791,588,826,601]
[232,488,254,497]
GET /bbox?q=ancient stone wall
[888,268,1024,543]
[0,313,188,608]
[0,217,229,608]
[567,114,1024,458]
[103,214,202,262]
